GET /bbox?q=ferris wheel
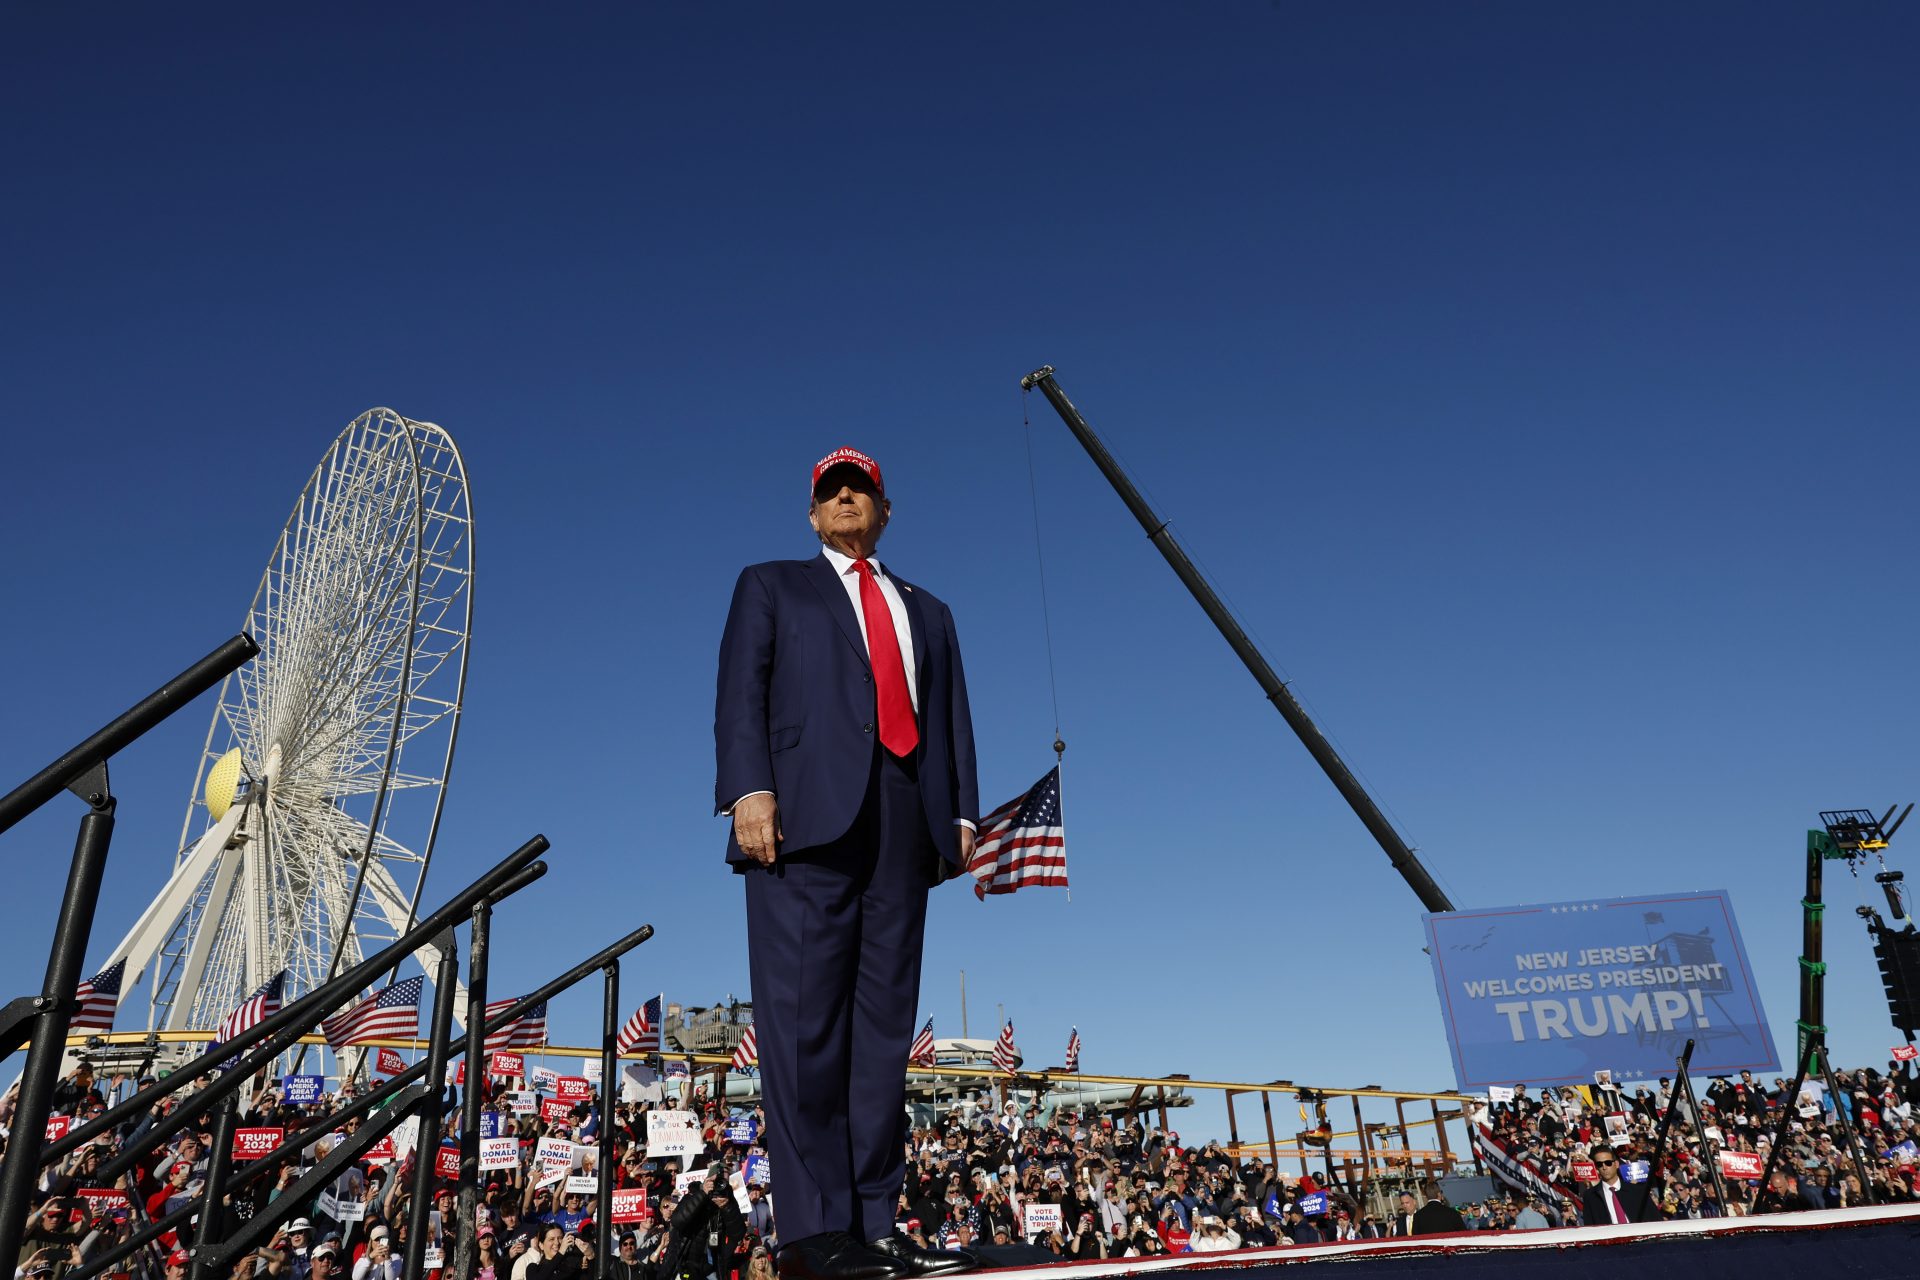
[105,410,473,1032]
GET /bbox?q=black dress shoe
[776,1232,909,1280]
[864,1233,979,1277]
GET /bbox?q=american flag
[484,998,549,1052]
[966,767,1066,899]
[730,1025,758,1071]
[214,971,286,1044]
[1064,1027,1081,1073]
[71,960,126,1032]
[320,977,423,1047]
[617,994,664,1055]
[991,1020,1019,1075]
[909,1017,936,1067]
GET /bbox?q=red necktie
[854,559,919,757]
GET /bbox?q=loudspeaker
[1871,924,1920,1037]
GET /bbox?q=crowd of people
[8,1047,1920,1280]
[1482,1056,1920,1221]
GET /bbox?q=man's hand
[957,824,976,866]
[732,794,781,866]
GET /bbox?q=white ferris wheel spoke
[119,410,472,1039]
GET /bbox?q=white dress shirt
[727,547,973,830]
[818,545,918,713]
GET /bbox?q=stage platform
[979,1203,1920,1278]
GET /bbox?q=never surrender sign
[1423,890,1778,1089]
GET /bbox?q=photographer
[1062,1211,1106,1261]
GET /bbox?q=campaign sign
[534,1137,573,1178]
[506,1090,537,1116]
[742,1154,770,1186]
[365,1135,396,1163]
[555,1076,593,1102]
[664,1061,690,1079]
[376,1048,407,1076]
[479,1112,507,1139]
[566,1175,598,1195]
[1296,1191,1328,1217]
[647,1110,701,1158]
[435,1143,461,1179]
[76,1189,130,1215]
[1423,890,1779,1089]
[1569,1160,1599,1184]
[531,1067,560,1091]
[281,1074,325,1105]
[490,1052,524,1078]
[723,1115,759,1146]
[479,1136,520,1170]
[1264,1191,1282,1218]
[1719,1150,1765,1180]
[581,1058,602,1083]
[1887,1140,1917,1165]
[232,1128,284,1161]
[1022,1203,1061,1236]
[45,1116,71,1142]
[540,1098,573,1124]
[1621,1161,1650,1184]
[610,1188,650,1223]
[1893,1045,1919,1063]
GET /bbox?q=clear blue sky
[4,3,1916,1144]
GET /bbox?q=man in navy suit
[716,447,979,1280]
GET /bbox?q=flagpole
[959,971,967,1041]
[1054,746,1068,903]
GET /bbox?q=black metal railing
[0,636,259,1269]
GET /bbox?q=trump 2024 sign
[1423,890,1779,1089]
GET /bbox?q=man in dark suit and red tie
[715,447,980,1280]
[1579,1144,1649,1225]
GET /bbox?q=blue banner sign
[480,1112,507,1139]
[1424,890,1779,1089]
[280,1074,324,1105]
[1296,1191,1328,1217]
[723,1115,760,1145]
[742,1153,771,1186]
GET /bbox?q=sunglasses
[1593,1158,1616,1166]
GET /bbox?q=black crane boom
[1020,364,1455,914]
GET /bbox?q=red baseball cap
[811,447,884,497]
[167,1251,189,1268]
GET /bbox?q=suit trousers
[743,749,935,1243]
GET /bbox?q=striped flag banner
[617,994,664,1055]
[215,971,287,1045]
[1473,1124,1577,1212]
[991,1020,1019,1075]
[966,767,1066,899]
[320,977,423,1047]
[909,1018,936,1067]
[730,1025,758,1071]
[484,998,549,1052]
[71,960,127,1033]
[1064,1027,1081,1073]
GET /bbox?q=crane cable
[1021,387,1065,762]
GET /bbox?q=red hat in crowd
[167,1251,189,1268]
[811,447,884,497]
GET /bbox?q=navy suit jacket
[715,552,979,873]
